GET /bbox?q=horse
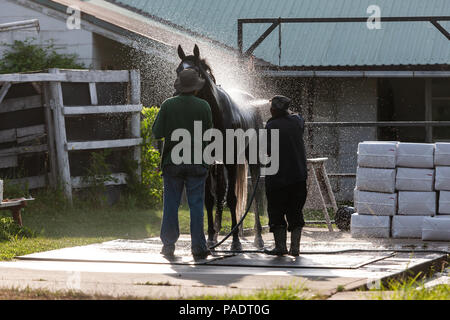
[175,44,265,250]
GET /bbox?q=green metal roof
[107,0,450,67]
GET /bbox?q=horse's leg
[226,164,242,251]
[213,164,226,243]
[250,164,265,249]
[205,171,216,247]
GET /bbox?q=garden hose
[209,174,261,250]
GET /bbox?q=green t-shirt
[152,94,213,168]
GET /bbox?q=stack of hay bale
[351,142,450,240]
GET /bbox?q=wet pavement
[0,228,448,299]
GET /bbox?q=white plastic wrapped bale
[422,216,450,241]
[351,214,390,238]
[354,190,397,216]
[434,143,450,166]
[395,168,434,191]
[396,142,434,168]
[357,141,397,168]
[397,191,436,216]
[356,167,396,193]
[438,191,450,215]
[435,166,450,191]
[392,216,425,239]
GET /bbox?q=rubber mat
[205,252,394,269]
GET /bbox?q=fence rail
[0,69,142,204]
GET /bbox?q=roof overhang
[18,0,242,66]
[261,70,450,78]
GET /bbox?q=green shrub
[81,149,118,208]
[0,39,85,74]
[124,106,163,208]
[0,217,35,241]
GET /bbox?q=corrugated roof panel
[108,0,450,67]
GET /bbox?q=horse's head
[176,44,216,86]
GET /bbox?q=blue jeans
[160,164,209,255]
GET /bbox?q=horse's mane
[199,58,216,84]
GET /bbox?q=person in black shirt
[264,95,308,256]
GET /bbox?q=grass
[369,272,450,300]
[191,284,315,300]
[0,283,317,300]
[0,287,139,300]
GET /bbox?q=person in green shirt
[152,68,213,260]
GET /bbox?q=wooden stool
[306,158,338,232]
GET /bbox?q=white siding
[0,0,95,68]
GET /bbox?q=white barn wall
[0,0,97,68]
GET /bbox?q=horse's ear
[193,44,200,59]
[177,45,186,60]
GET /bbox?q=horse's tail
[235,162,248,235]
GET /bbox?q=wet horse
[176,44,265,250]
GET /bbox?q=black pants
[266,181,307,232]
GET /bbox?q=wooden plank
[0,144,48,156]
[0,125,45,144]
[71,172,128,189]
[8,175,46,190]
[48,68,72,202]
[0,95,42,114]
[66,138,142,151]
[129,70,142,181]
[42,83,57,188]
[16,124,45,138]
[0,73,66,83]
[63,104,142,115]
[17,133,46,144]
[0,82,11,104]
[61,70,130,83]
[31,82,42,95]
[0,128,16,143]
[89,83,98,105]
[0,156,18,169]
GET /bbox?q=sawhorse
[306,158,338,232]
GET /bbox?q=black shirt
[265,113,308,191]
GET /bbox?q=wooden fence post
[42,83,58,188]
[48,68,73,203]
[129,70,142,182]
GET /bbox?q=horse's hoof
[253,236,264,250]
[230,241,242,251]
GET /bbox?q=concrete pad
[1,228,448,299]
[16,239,231,265]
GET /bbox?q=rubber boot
[289,227,302,256]
[264,227,288,256]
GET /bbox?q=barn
[1,0,450,202]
